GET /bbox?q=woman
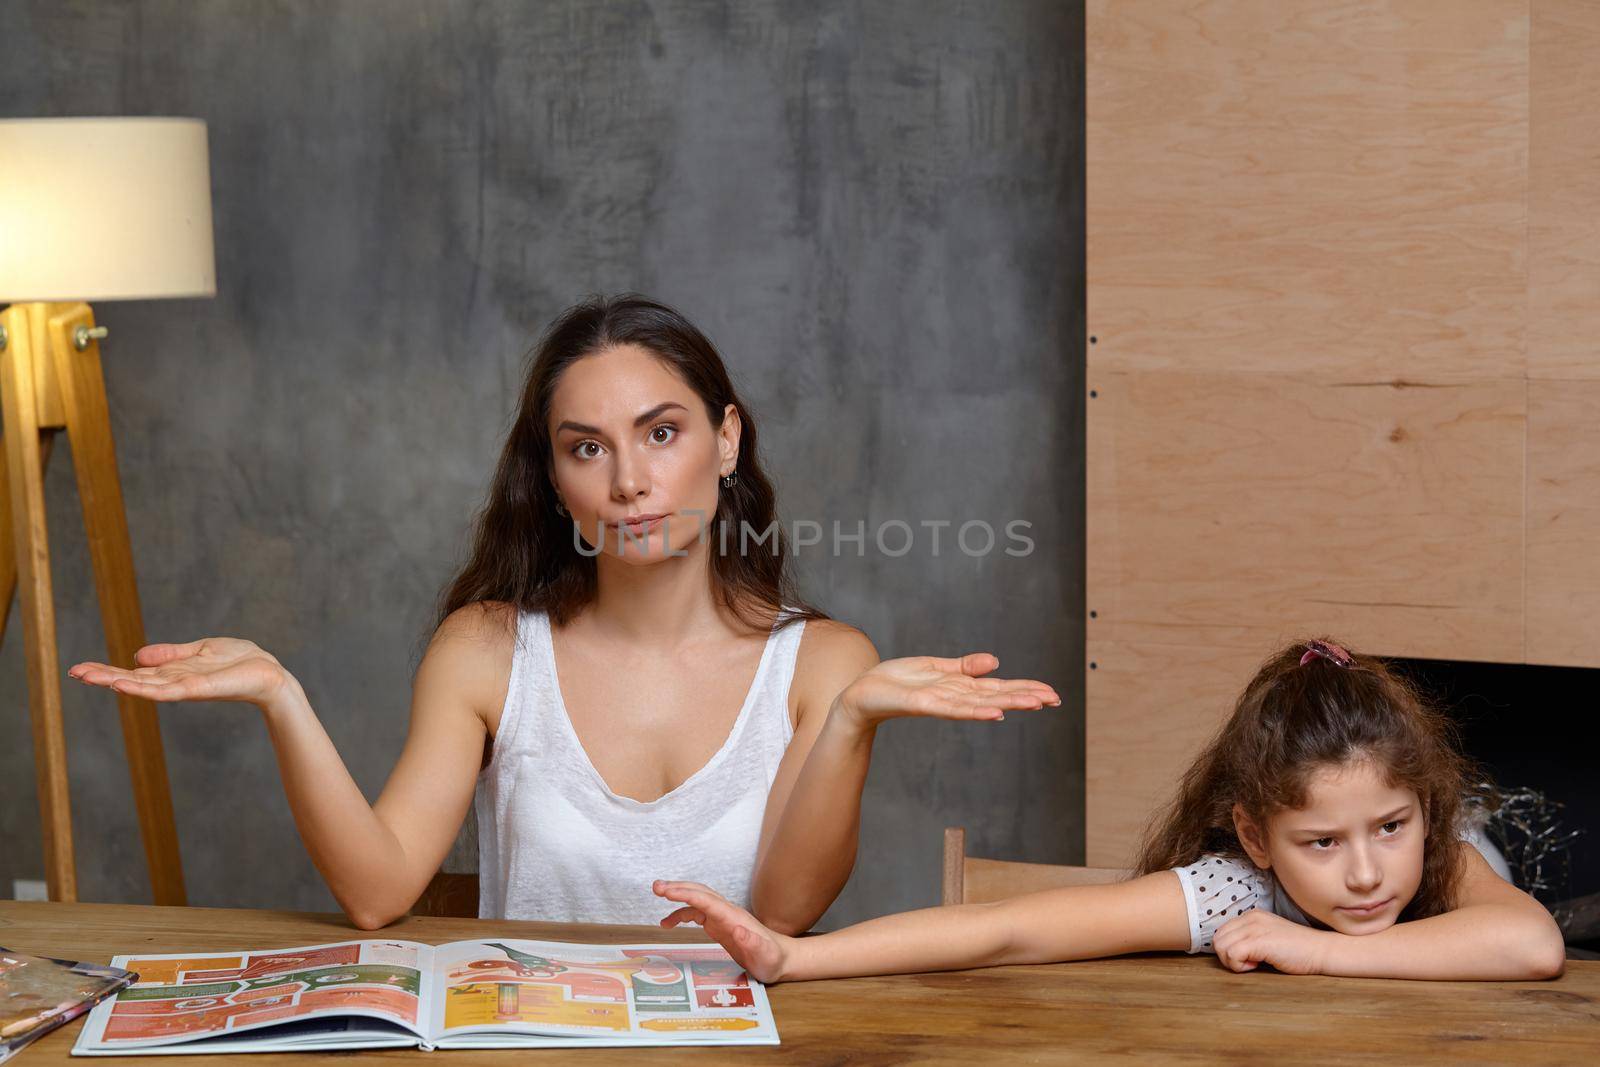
[68,295,1060,931]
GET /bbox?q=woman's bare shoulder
[433,599,518,648]
[789,618,879,724]
[425,600,519,724]
[795,616,876,663]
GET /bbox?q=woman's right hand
[653,880,795,984]
[68,637,291,709]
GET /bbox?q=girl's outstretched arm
[1214,845,1566,981]
[654,871,1191,982]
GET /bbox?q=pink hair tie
[1300,639,1355,668]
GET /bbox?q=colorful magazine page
[428,939,778,1047]
[69,936,780,1054]
[72,940,434,1055]
[0,948,136,1064]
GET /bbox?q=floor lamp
[0,117,216,905]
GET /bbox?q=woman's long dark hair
[1133,637,1475,920]
[427,293,827,651]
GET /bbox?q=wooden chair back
[942,827,1132,905]
[412,871,479,918]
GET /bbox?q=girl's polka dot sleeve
[1171,854,1269,954]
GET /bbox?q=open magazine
[72,937,777,1054]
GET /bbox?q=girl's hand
[652,880,794,984]
[67,638,290,709]
[1212,909,1332,975]
[834,653,1060,730]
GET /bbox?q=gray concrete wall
[0,0,1084,929]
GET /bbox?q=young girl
[652,638,1567,982]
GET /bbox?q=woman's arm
[1213,845,1567,980]
[69,602,510,930]
[745,622,879,934]
[743,623,1061,935]
[657,872,1192,982]
[264,605,505,928]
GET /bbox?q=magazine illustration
[72,937,777,1054]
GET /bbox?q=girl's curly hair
[1134,637,1475,920]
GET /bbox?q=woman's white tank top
[474,607,806,924]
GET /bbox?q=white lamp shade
[0,117,216,302]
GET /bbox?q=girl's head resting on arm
[1135,638,1473,935]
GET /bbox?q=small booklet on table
[71,937,777,1054]
[1,948,137,1064]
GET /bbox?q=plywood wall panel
[1085,639,1270,867]
[1086,0,1600,861]
[1526,381,1600,664]
[1086,370,1525,662]
[1529,0,1600,380]
[1087,0,1527,381]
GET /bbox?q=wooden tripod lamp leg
[0,302,77,902]
[47,304,187,907]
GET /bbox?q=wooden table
[2,901,1596,1064]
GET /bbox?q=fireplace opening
[1388,655,1596,954]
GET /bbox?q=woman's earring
[555,497,570,517]
[721,469,738,489]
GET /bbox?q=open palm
[840,652,1059,726]
[68,637,288,707]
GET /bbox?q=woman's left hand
[1212,909,1332,975]
[833,653,1060,730]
